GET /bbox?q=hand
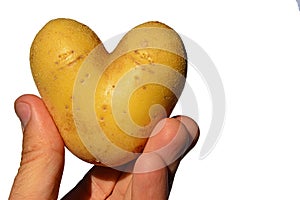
[9,94,199,200]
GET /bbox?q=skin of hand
[9,94,199,200]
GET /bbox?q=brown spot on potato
[102,104,108,111]
[133,144,145,153]
[67,55,85,67]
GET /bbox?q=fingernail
[15,102,31,129]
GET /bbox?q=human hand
[9,94,199,200]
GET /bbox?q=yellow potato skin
[30,18,102,163]
[30,18,187,166]
[95,50,186,153]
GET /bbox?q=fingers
[173,115,200,158]
[9,94,65,200]
[130,116,199,199]
[131,154,168,200]
[62,166,121,200]
[167,116,200,180]
[64,116,199,200]
[140,116,200,174]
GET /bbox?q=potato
[30,18,187,167]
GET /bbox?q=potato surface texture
[30,18,187,167]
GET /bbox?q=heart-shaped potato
[30,18,187,167]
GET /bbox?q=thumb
[9,94,65,200]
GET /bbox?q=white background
[1,0,300,199]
